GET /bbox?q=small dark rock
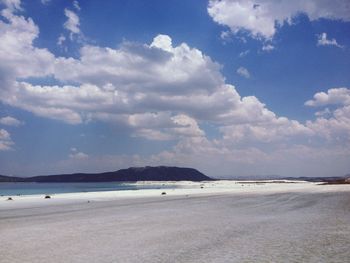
[161,192,167,195]
[44,195,51,199]
[7,197,13,201]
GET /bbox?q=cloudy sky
[0,0,349,178]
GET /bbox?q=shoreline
[1,181,349,263]
[1,180,348,210]
[0,182,350,263]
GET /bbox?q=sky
[0,0,349,178]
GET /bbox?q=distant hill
[216,175,350,183]
[0,166,213,183]
[319,175,350,185]
[283,175,350,184]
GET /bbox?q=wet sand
[0,183,349,262]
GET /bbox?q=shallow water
[0,182,175,196]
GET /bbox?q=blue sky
[0,0,349,177]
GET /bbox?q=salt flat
[0,182,349,263]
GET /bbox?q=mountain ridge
[0,166,212,182]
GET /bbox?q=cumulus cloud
[305,86,350,145]
[317,32,343,48]
[0,7,333,146]
[0,116,23,126]
[0,8,54,79]
[305,88,350,142]
[305,88,350,107]
[0,4,349,176]
[0,6,312,147]
[221,118,313,143]
[129,113,204,141]
[306,107,350,141]
[208,0,350,40]
[236,66,250,78]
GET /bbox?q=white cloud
[208,0,350,40]
[150,34,173,52]
[0,8,310,147]
[64,8,80,36]
[305,88,350,107]
[0,8,54,79]
[238,50,249,57]
[129,113,204,141]
[0,128,13,150]
[0,7,349,177]
[221,117,313,143]
[0,128,10,140]
[53,41,224,95]
[5,82,84,124]
[317,32,343,48]
[0,9,320,146]
[69,151,89,160]
[306,107,350,141]
[57,34,66,46]
[0,116,22,126]
[73,0,80,11]
[262,44,274,52]
[305,88,350,142]
[69,147,88,160]
[1,0,21,11]
[315,108,331,117]
[220,30,232,43]
[236,66,250,78]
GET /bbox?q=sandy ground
[0,181,349,262]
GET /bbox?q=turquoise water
[0,182,175,196]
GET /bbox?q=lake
[0,182,175,196]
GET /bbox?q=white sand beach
[1,181,349,262]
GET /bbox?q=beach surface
[1,181,349,262]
